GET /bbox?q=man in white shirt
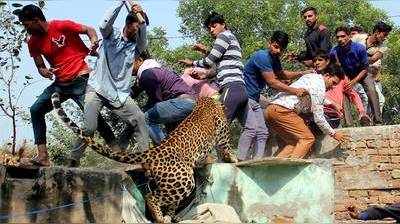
[265,64,349,158]
[352,21,392,113]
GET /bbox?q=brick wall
[317,125,400,221]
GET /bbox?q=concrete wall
[1,160,335,224]
[177,159,335,224]
[0,166,130,223]
[311,125,400,222]
[1,124,398,223]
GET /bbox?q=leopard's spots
[51,93,238,223]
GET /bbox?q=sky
[0,0,399,145]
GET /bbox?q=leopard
[51,92,238,223]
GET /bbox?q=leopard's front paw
[163,215,172,223]
[221,151,238,163]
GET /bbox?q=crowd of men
[15,2,392,169]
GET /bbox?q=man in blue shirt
[330,26,382,124]
[238,31,307,161]
[68,0,150,167]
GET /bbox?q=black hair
[204,12,225,29]
[322,64,345,80]
[373,21,392,33]
[350,26,364,33]
[270,31,289,50]
[301,6,317,16]
[125,12,140,25]
[313,49,330,61]
[16,4,46,22]
[335,26,350,35]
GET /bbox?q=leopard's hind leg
[145,192,167,223]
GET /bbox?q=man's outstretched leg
[30,85,56,166]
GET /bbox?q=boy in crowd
[265,64,349,159]
[179,12,248,124]
[350,26,365,37]
[331,26,382,124]
[17,4,115,166]
[72,1,150,166]
[131,54,196,145]
[296,7,332,67]
[313,51,370,128]
[238,31,307,161]
[352,21,392,114]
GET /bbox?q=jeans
[237,99,269,160]
[145,97,195,145]
[352,73,382,123]
[359,203,400,221]
[353,83,369,112]
[30,75,115,146]
[71,85,150,160]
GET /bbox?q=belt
[56,74,89,86]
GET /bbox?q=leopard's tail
[50,92,147,164]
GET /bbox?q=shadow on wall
[239,164,306,196]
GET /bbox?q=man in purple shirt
[131,53,196,145]
[330,26,382,124]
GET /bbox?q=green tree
[381,29,400,124]
[147,26,200,73]
[176,0,399,124]
[177,0,388,59]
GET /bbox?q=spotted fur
[51,92,238,223]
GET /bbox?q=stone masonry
[313,125,400,222]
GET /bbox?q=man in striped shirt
[179,12,248,123]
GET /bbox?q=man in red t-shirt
[17,4,115,166]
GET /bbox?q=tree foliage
[147,27,200,72]
[175,0,399,124]
[177,0,388,59]
[381,29,400,124]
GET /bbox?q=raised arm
[193,32,230,68]
[132,4,148,55]
[99,1,125,39]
